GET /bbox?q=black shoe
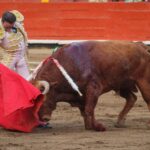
[38,123,52,129]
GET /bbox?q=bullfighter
[0,10,29,79]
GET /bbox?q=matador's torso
[0,20,28,67]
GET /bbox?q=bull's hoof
[94,123,106,131]
[114,122,126,128]
[85,124,106,131]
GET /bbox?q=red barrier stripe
[0,2,150,41]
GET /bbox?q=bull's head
[31,79,57,122]
[27,57,58,122]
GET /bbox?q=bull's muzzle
[41,114,51,122]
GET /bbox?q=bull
[30,41,150,131]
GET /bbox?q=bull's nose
[43,118,50,122]
[42,115,51,122]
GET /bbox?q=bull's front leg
[80,82,106,131]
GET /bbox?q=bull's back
[61,41,146,73]
[53,41,149,87]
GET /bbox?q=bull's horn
[37,80,50,94]
[26,60,45,81]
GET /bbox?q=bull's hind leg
[80,81,106,131]
[137,79,150,105]
[115,91,137,128]
[137,79,150,128]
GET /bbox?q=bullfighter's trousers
[9,56,30,79]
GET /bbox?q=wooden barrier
[0,2,150,41]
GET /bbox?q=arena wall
[0,2,150,44]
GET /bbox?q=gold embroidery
[0,22,5,40]
[0,12,28,66]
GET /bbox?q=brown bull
[31,41,150,131]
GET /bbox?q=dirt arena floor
[0,47,150,150]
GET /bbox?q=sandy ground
[0,47,150,150]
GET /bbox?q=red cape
[0,64,43,132]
